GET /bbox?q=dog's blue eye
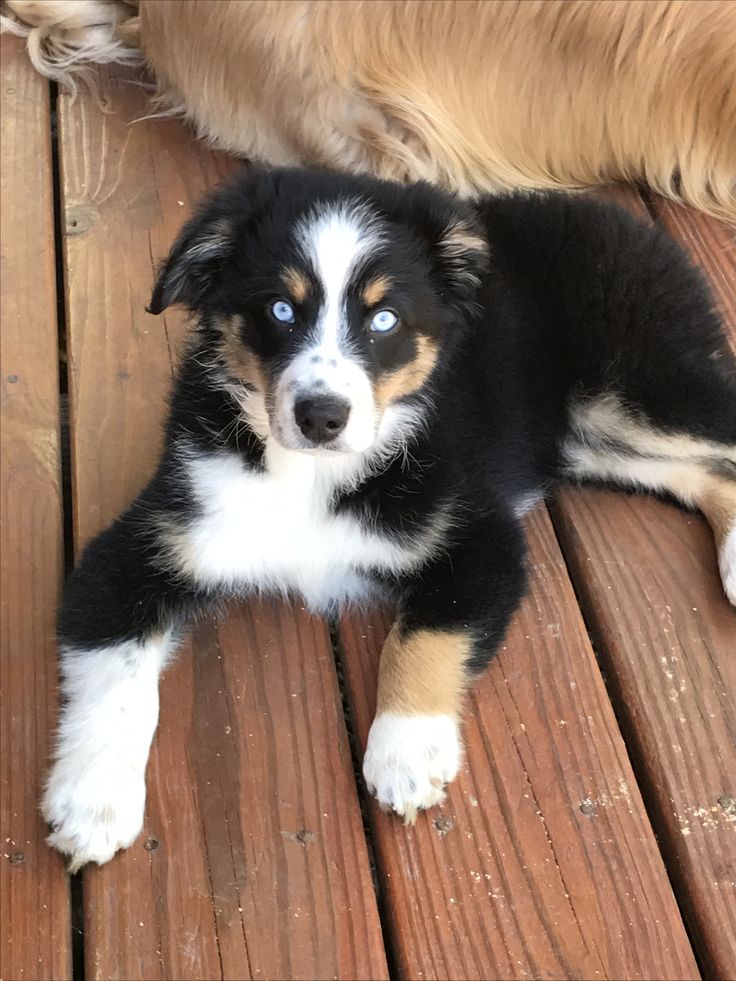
[271,300,295,324]
[370,309,399,333]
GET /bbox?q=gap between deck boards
[327,618,401,981]
[48,77,86,981]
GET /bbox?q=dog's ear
[391,185,489,313]
[147,210,234,315]
[436,216,490,309]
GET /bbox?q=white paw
[363,713,462,822]
[719,524,736,606]
[42,756,146,872]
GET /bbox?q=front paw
[363,713,462,822]
[42,756,146,872]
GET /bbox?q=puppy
[43,167,736,871]
[4,0,735,222]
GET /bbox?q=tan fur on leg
[376,624,472,718]
[365,625,471,822]
[565,394,736,605]
[699,478,736,606]
[699,477,736,545]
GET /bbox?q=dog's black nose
[294,395,350,444]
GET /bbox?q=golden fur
[4,0,735,222]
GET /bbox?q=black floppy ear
[436,216,490,308]
[147,209,234,315]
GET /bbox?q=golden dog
[4,0,735,221]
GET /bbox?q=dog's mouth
[272,430,359,456]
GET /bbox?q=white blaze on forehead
[271,202,385,454]
[298,202,384,353]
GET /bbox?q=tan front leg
[364,624,473,822]
[375,624,472,716]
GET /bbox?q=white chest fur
[169,440,442,610]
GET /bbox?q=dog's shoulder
[476,190,650,264]
[474,189,712,320]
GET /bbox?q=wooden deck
[1,38,735,981]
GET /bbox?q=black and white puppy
[44,167,736,871]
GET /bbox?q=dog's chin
[270,427,369,458]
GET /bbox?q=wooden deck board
[58,68,387,981]
[338,507,699,980]
[551,196,736,978]
[0,37,71,981]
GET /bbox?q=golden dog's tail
[1,0,141,96]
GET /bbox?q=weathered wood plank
[59,67,388,980]
[553,195,736,978]
[339,507,699,980]
[0,36,71,981]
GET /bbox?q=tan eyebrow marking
[282,266,310,303]
[363,274,393,307]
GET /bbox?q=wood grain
[339,507,699,980]
[551,195,736,978]
[58,68,387,980]
[0,36,71,981]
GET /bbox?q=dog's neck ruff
[167,420,448,613]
